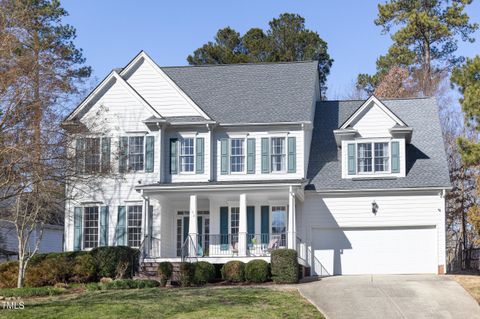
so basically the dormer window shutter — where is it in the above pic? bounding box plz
[261,138,270,173]
[100,206,109,246]
[169,138,178,174]
[195,137,204,174]
[287,137,296,173]
[220,139,229,175]
[347,143,356,175]
[391,141,400,173]
[101,137,111,173]
[73,207,82,251]
[247,138,256,174]
[145,136,154,173]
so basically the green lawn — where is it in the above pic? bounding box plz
[0,287,324,319]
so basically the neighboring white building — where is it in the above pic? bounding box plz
[0,220,63,262]
[62,51,451,276]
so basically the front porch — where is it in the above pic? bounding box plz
[137,181,307,265]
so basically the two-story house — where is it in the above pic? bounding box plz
[63,51,450,276]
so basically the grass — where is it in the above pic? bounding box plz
[453,274,480,303]
[0,286,65,297]
[0,287,324,319]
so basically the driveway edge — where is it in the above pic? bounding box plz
[297,286,330,319]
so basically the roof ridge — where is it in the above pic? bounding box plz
[161,60,319,69]
[320,96,435,103]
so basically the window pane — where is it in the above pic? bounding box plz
[374,142,389,172]
[127,205,142,247]
[272,206,287,247]
[84,207,99,249]
[357,143,372,173]
[85,138,100,173]
[231,207,239,244]
[180,138,194,172]
[230,139,244,172]
[271,138,285,172]
[129,137,144,171]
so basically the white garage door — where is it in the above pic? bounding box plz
[312,226,437,275]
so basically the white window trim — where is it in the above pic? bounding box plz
[82,205,101,251]
[126,204,143,248]
[178,135,196,174]
[270,135,287,174]
[118,133,151,174]
[270,205,287,247]
[229,138,247,174]
[356,139,391,175]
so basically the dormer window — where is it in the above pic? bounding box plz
[357,142,389,173]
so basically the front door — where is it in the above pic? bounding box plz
[176,211,210,256]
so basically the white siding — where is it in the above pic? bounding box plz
[352,103,396,137]
[124,57,204,118]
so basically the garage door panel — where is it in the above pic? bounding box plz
[312,226,437,275]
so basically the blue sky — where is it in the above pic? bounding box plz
[62,0,480,100]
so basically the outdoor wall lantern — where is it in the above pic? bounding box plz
[372,201,378,215]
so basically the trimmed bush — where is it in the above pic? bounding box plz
[72,254,97,283]
[245,260,270,283]
[26,255,74,287]
[270,249,298,284]
[194,261,215,285]
[221,261,245,282]
[157,262,173,287]
[90,246,139,279]
[0,261,18,288]
[178,262,195,287]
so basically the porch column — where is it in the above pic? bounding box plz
[288,186,296,249]
[238,193,247,256]
[188,194,198,257]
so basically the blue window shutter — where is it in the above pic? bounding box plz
[183,216,190,241]
[116,206,126,246]
[247,206,255,236]
[220,207,228,248]
[119,137,128,173]
[197,216,203,251]
[75,138,85,174]
[261,138,270,173]
[261,206,269,244]
[170,138,178,174]
[101,137,111,173]
[247,138,255,174]
[145,136,154,173]
[74,207,82,251]
[220,139,229,175]
[196,137,204,174]
[347,143,356,175]
[100,206,109,246]
[391,141,400,173]
[287,137,296,173]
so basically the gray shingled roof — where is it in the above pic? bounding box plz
[162,61,319,124]
[306,98,451,191]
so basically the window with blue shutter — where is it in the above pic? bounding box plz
[261,138,269,173]
[247,138,255,174]
[74,207,82,251]
[75,138,85,174]
[220,139,229,175]
[170,138,178,174]
[247,206,255,236]
[347,143,356,175]
[116,206,126,246]
[391,141,400,173]
[100,206,109,246]
[145,136,154,172]
[101,137,111,173]
[287,137,296,173]
[119,137,128,173]
[196,137,204,174]
[220,207,228,250]
[261,206,269,244]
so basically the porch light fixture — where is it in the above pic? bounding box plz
[372,201,378,215]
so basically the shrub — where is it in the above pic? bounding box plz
[270,249,298,284]
[90,246,139,279]
[26,255,74,287]
[0,261,18,288]
[72,254,97,283]
[245,260,270,283]
[178,262,195,287]
[100,277,113,284]
[221,261,245,282]
[0,286,63,297]
[194,261,215,285]
[103,279,159,290]
[157,262,173,287]
[135,279,160,288]
[85,282,101,291]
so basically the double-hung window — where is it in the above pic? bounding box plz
[83,206,99,249]
[357,142,389,173]
[230,139,245,173]
[271,137,286,172]
[84,138,101,174]
[128,136,144,171]
[179,138,194,172]
[127,205,142,247]
[230,207,240,245]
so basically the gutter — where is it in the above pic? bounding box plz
[136,181,305,192]
[306,186,452,194]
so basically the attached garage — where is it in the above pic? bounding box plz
[312,226,438,275]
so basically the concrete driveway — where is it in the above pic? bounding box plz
[298,275,480,319]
